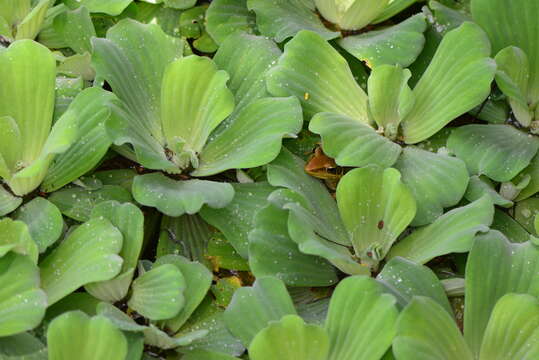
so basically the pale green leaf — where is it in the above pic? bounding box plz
[206,0,255,44]
[0,218,38,264]
[52,5,95,54]
[15,0,54,40]
[77,0,133,15]
[0,186,22,216]
[315,0,388,30]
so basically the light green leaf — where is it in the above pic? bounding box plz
[516,152,539,201]
[0,218,38,264]
[248,0,339,42]
[472,0,539,104]
[494,46,532,126]
[0,39,55,195]
[339,14,426,68]
[315,0,388,30]
[154,255,213,332]
[465,175,513,208]
[161,55,234,168]
[377,257,453,314]
[200,182,275,258]
[158,214,211,262]
[132,173,234,217]
[479,293,539,360]
[128,263,185,320]
[0,186,22,216]
[15,0,54,40]
[388,195,493,264]
[309,112,402,168]
[0,0,31,28]
[181,350,239,360]
[0,253,47,337]
[249,203,339,286]
[249,315,329,360]
[145,325,207,349]
[48,185,132,222]
[40,218,123,305]
[447,124,539,182]
[52,5,95,54]
[374,0,419,23]
[464,231,539,356]
[393,296,473,360]
[367,65,414,139]
[394,147,469,226]
[337,166,416,267]
[0,332,46,358]
[42,87,117,192]
[401,22,496,143]
[13,197,63,253]
[164,0,196,9]
[224,277,297,347]
[325,276,398,360]
[194,97,302,176]
[77,0,133,15]
[47,311,127,360]
[267,30,369,122]
[206,0,255,44]
[491,209,530,243]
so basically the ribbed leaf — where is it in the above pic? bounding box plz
[249,315,329,360]
[40,218,123,305]
[158,214,211,262]
[267,30,369,122]
[47,311,127,360]
[15,0,54,40]
[337,166,416,267]
[13,197,63,253]
[465,175,513,208]
[309,112,402,168]
[0,332,46,359]
[388,195,493,264]
[338,14,426,68]
[128,264,185,320]
[491,209,530,243]
[206,0,255,44]
[0,186,22,216]
[315,0,388,30]
[448,124,539,182]
[52,5,95,54]
[394,147,469,226]
[200,182,275,258]
[325,276,398,360]
[377,257,453,314]
[0,218,38,264]
[374,0,418,23]
[132,173,234,217]
[516,153,539,201]
[401,22,496,143]
[464,231,539,356]
[393,297,473,360]
[0,253,47,337]
[77,0,133,15]
[224,277,297,347]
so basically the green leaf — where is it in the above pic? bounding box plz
[0,186,22,216]
[337,166,416,267]
[339,14,427,68]
[76,0,133,15]
[15,0,54,40]
[447,124,539,182]
[465,175,513,208]
[40,218,123,305]
[309,112,402,168]
[92,19,183,171]
[47,311,127,360]
[494,46,532,126]
[374,0,419,23]
[165,0,196,9]
[479,293,539,360]
[247,0,339,42]
[0,253,47,337]
[158,214,211,262]
[472,0,539,104]
[48,185,132,222]
[161,55,234,169]
[128,263,185,320]
[388,195,493,264]
[267,30,369,122]
[393,296,473,360]
[45,292,100,321]
[515,197,539,235]
[249,315,329,360]
[42,87,117,192]
[401,22,496,143]
[491,209,530,243]
[52,5,95,54]
[516,153,539,201]
[154,255,213,332]
[13,197,63,253]
[182,350,239,360]
[194,97,302,176]
[464,231,539,356]
[200,182,275,258]
[0,218,38,264]
[206,0,255,45]
[85,201,144,302]
[0,39,55,195]
[367,65,414,139]
[0,332,45,358]
[315,0,388,30]
[394,147,469,226]
[224,277,297,347]
[249,203,339,286]
[132,173,234,217]
[377,257,453,314]
[325,276,398,360]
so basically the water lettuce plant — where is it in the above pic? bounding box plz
[1,0,539,359]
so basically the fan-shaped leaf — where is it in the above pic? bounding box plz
[315,0,388,30]
[0,186,22,216]
[52,5,95,54]
[0,218,38,263]
[206,0,255,44]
